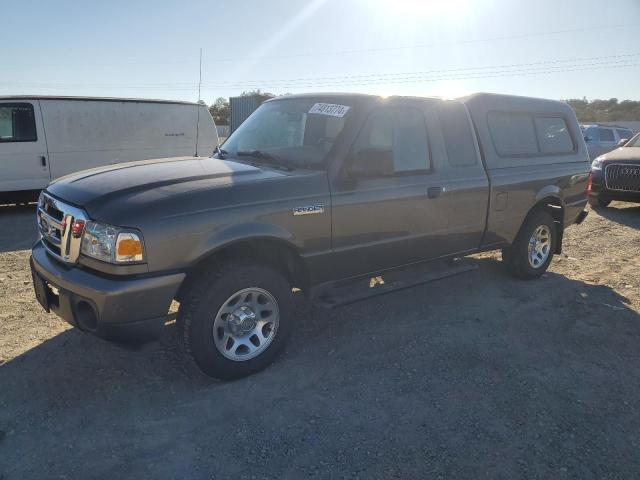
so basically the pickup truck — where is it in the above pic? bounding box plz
[30,93,590,379]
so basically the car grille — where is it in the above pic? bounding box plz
[605,163,640,193]
[37,192,88,264]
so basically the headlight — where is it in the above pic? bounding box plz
[591,157,604,170]
[80,221,145,264]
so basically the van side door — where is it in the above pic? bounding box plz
[0,101,50,193]
[437,102,489,254]
[327,101,450,280]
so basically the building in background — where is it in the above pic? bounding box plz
[230,94,273,133]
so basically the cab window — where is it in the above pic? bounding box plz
[0,103,37,143]
[599,128,615,142]
[352,107,430,176]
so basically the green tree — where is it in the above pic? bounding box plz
[209,97,230,125]
[566,98,640,122]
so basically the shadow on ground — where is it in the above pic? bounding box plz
[593,202,640,229]
[2,258,640,479]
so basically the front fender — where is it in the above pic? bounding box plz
[194,221,296,265]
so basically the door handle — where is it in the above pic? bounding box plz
[426,186,443,199]
[40,156,47,166]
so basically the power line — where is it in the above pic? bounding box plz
[208,23,640,63]
[3,52,639,90]
[2,57,639,94]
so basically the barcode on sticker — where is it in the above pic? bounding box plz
[308,103,350,118]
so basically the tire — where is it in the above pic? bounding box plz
[177,262,294,379]
[502,210,556,280]
[588,196,611,208]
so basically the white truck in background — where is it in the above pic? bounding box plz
[0,96,218,203]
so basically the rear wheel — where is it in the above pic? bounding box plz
[503,210,556,279]
[588,196,611,208]
[177,262,294,379]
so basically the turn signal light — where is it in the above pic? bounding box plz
[586,173,593,195]
[116,233,143,262]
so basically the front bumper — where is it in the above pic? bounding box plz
[590,168,640,203]
[31,242,185,340]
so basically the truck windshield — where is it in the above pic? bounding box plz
[626,133,640,147]
[220,99,351,168]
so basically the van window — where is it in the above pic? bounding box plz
[353,107,430,174]
[487,112,538,156]
[0,103,37,142]
[534,116,574,154]
[439,102,478,166]
[599,128,615,142]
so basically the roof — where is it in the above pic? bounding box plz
[0,95,199,106]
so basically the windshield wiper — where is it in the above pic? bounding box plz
[236,150,293,171]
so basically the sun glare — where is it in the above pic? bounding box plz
[373,0,471,18]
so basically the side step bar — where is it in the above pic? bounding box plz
[311,257,478,309]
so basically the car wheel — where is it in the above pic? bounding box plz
[503,210,556,280]
[177,262,294,379]
[588,196,611,208]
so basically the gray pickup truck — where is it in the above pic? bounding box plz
[31,93,590,379]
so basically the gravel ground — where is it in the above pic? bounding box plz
[1,202,640,479]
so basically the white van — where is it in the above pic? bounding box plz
[0,96,218,203]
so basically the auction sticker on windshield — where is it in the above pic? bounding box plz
[309,103,350,118]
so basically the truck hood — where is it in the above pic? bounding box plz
[598,147,640,163]
[46,156,285,220]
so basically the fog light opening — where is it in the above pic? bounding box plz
[75,300,98,332]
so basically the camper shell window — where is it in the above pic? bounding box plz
[488,111,576,158]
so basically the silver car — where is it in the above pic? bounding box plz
[581,124,635,160]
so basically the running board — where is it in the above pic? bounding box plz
[311,257,478,309]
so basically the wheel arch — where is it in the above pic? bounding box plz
[176,233,309,303]
[519,194,565,254]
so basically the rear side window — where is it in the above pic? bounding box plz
[0,103,37,142]
[599,128,615,142]
[488,112,538,156]
[534,116,574,154]
[439,102,478,166]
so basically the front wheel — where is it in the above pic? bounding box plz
[177,262,294,379]
[502,210,556,279]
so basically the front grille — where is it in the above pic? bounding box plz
[605,163,640,192]
[37,193,88,264]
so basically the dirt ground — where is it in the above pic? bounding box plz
[1,202,640,479]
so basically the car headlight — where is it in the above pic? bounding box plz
[591,157,604,170]
[80,221,145,264]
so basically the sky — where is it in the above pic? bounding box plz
[1,0,639,104]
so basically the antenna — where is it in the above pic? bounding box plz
[198,47,203,102]
[195,47,202,156]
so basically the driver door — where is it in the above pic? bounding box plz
[327,103,450,280]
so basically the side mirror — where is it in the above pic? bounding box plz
[618,138,629,147]
[350,148,394,178]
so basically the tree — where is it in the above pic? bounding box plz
[565,98,640,123]
[240,89,275,98]
[209,97,230,125]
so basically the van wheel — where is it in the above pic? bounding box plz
[177,262,294,379]
[588,196,611,208]
[502,210,556,280]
